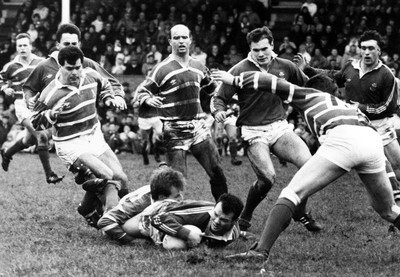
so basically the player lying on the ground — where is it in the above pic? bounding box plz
[97,165,185,244]
[211,70,400,267]
[150,192,244,248]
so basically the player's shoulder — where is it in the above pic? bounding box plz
[228,58,253,75]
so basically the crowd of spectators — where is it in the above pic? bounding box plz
[2,0,400,157]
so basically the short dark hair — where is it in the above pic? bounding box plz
[217,193,243,221]
[150,167,185,201]
[58,46,84,66]
[56,23,81,42]
[305,73,339,95]
[16,33,31,42]
[246,26,274,46]
[359,30,383,49]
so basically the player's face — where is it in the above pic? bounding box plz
[209,202,235,235]
[59,59,82,87]
[360,39,380,68]
[168,186,183,201]
[16,37,32,58]
[169,25,191,57]
[57,33,80,50]
[250,38,274,65]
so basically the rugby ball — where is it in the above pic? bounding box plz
[162,225,201,250]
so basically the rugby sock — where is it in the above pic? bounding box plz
[240,180,273,222]
[37,145,53,176]
[256,198,296,253]
[292,198,308,220]
[118,188,129,198]
[229,141,238,160]
[385,160,400,203]
[5,138,26,157]
[209,166,228,201]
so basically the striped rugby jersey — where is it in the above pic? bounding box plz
[136,55,217,121]
[0,54,44,98]
[23,51,124,100]
[32,67,113,141]
[234,71,372,138]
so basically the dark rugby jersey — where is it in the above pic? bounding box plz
[234,71,371,138]
[211,52,308,126]
[305,60,398,120]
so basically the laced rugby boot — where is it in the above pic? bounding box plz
[46,172,64,184]
[1,148,11,171]
[294,212,322,232]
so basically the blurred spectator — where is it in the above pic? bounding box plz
[238,3,261,29]
[191,44,207,66]
[278,36,297,55]
[147,44,162,64]
[141,53,157,76]
[111,53,127,75]
[26,24,38,42]
[207,44,224,69]
[0,41,13,68]
[117,12,135,33]
[91,14,104,33]
[301,0,318,17]
[32,1,49,21]
[227,45,243,67]
[303,35,316,55]
[289,24,304,49]
[298,43,311,64]
[327,48,343,68]
[341,44,360,68]
[279,44,296,61]
[15,12,30,32]
[309,48,329,69]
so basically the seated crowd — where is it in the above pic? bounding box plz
[1,0,400,159]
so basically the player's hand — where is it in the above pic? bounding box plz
[145,96,165,108]
[293,53,307,70]
[186,229,204,248]
[3,87,15,96]
[215,111,227,123]
[210,70,235,85]
[349,100,360,108]
[114,96,127,110]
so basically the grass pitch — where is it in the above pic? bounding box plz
[0,151,399,277]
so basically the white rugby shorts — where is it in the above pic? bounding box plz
[241,119,292,146]
[370,117,397,146]
[317,125,385,174]
[55,124,110,167]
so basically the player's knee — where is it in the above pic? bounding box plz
[278,187,301,206]
[36,132,49,145]
[257,171,276,187]
[253,179,273,196]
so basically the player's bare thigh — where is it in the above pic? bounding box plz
[272,130,312,168]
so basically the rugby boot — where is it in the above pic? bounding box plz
[1,148,11,171]
[46,172,64,184]
[294,212,322,232]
